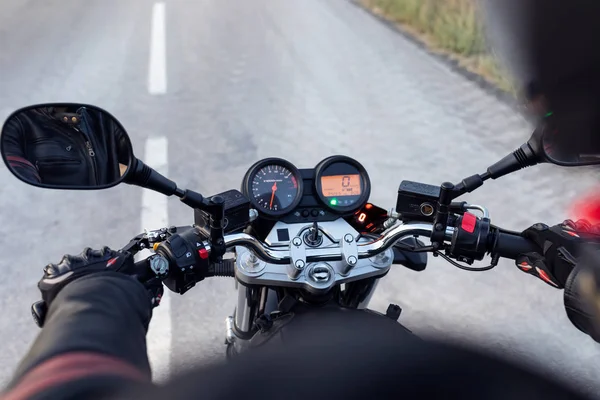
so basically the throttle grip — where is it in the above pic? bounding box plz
[492,231,538,260]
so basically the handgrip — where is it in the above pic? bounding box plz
[133,258,158,282]
[493,231,538,260]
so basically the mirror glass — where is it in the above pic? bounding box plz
[1,103,134,189]
[541,113,600,166]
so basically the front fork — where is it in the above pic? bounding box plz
[356,279,380,309]
[224,279,381,357]
[225,283,279,356]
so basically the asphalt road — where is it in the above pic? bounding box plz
[1,0,600,396]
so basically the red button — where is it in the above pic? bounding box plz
[461,212,477,233]
[198,249,209,259]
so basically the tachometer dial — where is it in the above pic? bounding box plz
[252,165,298,212]
[242,158,303,217]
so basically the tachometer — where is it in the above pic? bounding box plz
[242,158,303,217]
[314,156,370,213]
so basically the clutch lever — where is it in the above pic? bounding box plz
[392,237,428,271]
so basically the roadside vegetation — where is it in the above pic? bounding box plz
[361,0,515,94]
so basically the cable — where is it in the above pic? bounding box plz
[434,251,499,272]
[394,237,500,271]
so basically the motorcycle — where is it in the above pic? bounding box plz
[2,102,599,357]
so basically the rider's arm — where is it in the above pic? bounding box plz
[113,123,130,165]
[564,251,600,343]
[111,123,130,176]
[2,117,41,184]
[2,272,154,399]
[516,220,600,343]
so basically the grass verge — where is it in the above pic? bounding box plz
[360,0,516,94]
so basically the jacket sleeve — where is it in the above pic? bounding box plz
[564,252,600,343]
[1,272,155,400]
[1,117,41,184]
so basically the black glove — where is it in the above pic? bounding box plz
[515,219,600,288]
[32,247,163,327]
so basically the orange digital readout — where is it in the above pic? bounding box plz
[320,175,361,197]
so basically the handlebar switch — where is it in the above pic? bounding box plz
[156,227,211,294]
[449,212,490,261]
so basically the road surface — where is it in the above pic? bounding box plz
[1,0,599,396]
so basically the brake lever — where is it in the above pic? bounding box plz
[120,233,150,255]
[121,226,194,256]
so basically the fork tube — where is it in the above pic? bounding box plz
[235,284,259,334]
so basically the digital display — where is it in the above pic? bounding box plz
[320,174,361,198]
[353,203,388,233]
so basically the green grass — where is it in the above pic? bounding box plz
[363,0,515,93]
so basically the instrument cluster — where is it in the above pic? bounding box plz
[241,156,372,224]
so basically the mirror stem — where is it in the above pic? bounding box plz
[486,143,539,180]
[178,189,206,209]
[125,158,178,196]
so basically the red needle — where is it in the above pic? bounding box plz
[269,182,277,209]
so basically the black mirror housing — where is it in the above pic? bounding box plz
[0,103,135,190]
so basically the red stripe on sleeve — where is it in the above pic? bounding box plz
[5,156,35,169]
[5,156,41,181]
[2,352,150,400]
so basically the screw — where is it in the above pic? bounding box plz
[348,256,357,266]
[295,260,305,269]
[344,234,354,243]
[249,209,259,221]
[211,196,225,204]
[319,210,325,216]
[292,237,302,246]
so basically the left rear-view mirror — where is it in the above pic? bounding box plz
[0,103,134,190]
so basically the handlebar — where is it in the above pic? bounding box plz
[221,222,455,264]
[222,221,539,264]
[134,211,540,295]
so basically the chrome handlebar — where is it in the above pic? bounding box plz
[220,222,455,265]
